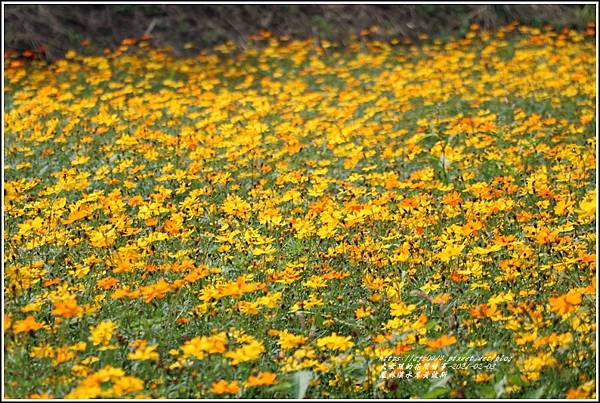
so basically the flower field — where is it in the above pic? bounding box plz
[3,23,597,399]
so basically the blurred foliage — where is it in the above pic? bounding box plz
[4,4,596,60]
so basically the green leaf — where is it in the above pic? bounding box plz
[421,386,450,398]
[509,373,525,386]
[419,133,440,148]
[494,375,507,398]
[343,356,367,378]
[425,320,439,330]
[522,385,546,399]
[292,370,313,399]
[429,374,452,389]
[266,381,293,393]
[478,383,496,399]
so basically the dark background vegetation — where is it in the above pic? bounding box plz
[4,4,596,60]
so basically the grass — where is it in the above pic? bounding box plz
[2,22,597,399]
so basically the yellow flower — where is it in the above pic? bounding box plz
[222,194,251,219]
[316,333,354,351]
[181,332,228,359]
[112,375,145,396]
[88,225,117,248]
[30,343,53,359]
[390,301,417,317]
[277,330,307,350]
[437,243,465,262]
[518,352,557,382]
[128,340,159,361]
[303,275,328,288]
[89,320,116,347]
[224,338,265,365]
[575,190,596,224]
[65,365,143,398]
[355,306,374,319]
[473,372,492,383]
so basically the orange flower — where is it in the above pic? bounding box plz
[61,204,93,225]
[549,290,582,316]
[210,380,240,395]
[394,343,411,355]
[10,60,25,68]
[121,37,137,46]
[217,276,265,298]
[535,227,559,245]
[43,278,61,287]
[4,313,12,333]
[442,191,462,207]
[52,346,76,365]
[426,335,457,350]
[51,299,82,318]
[566,388,589,399]
[163,219,180,235]
[111,286,133,300]
[29,393,53,399]
[128,195,143,206]
[97,276,119,290]
[140,279,171,302]
[13,316,44,334]
[246,372,277,387]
